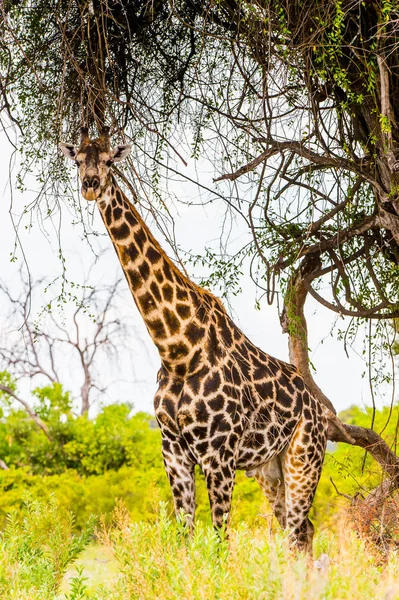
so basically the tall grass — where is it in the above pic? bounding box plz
[97,502,399,600]
[0,496,95,599]
[1,497,399,599]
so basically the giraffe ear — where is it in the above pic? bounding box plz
[111,144,132,163]
[59,143,77,160]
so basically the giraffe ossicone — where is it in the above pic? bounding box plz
[60,127,329,553]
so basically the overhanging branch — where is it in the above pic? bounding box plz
[214,139,358,183]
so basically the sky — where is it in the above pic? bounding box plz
[0,127,389,416]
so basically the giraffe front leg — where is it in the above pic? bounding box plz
[202,457,236,530]
[162,437,196,530]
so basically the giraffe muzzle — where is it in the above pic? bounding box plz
[84,188,97,200]
[82,176,100,200]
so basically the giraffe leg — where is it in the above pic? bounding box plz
[248,456,286,528]
[162,437,196,529]
[281,417,327,554]
[202,457,236,530]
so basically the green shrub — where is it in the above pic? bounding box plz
[0,377,163,476]
[0,496,94,599]
[0,465,265,532]
[1,373,397,533]
[0,466,171,531]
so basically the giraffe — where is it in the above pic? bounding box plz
[59,126,328,552]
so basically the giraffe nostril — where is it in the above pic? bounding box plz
[83,178,99,191]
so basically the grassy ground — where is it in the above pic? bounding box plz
[59,503,399,600]
[2,498,399,599]
[61,544,119,597]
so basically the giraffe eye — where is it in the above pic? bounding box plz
[106,159,113,167]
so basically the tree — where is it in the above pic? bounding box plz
[1,1,399,528]
[0,267,132,416]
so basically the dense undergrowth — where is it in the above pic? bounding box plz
[0,377,397,534]
[1,498,399,600]
[1,376,399,598]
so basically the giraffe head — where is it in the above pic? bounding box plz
[59,127,131,200]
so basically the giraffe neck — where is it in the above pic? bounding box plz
[96,177,216,377]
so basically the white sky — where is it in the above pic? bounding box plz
[0,128,388,416]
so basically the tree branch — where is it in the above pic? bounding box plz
[214,138,376,186]
[278,214,379,270]
[0,385,51,440]
[328,422,399,481]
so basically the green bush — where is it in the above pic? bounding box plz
[0,376,162,475]
[0,466,265,532]
[0,372,397,533]
[0,495,94,599]
[0,466,171,530]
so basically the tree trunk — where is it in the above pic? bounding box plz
[282,258,399,503]
[281,254,336,414]
[80,377,90,415]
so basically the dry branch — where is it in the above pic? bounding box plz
[0,268,132,415]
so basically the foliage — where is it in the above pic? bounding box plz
[0,466,166,532]
[0,376,398,538]
[0,496,94,600]
[0,378,160,475]
[2,498,399,599]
